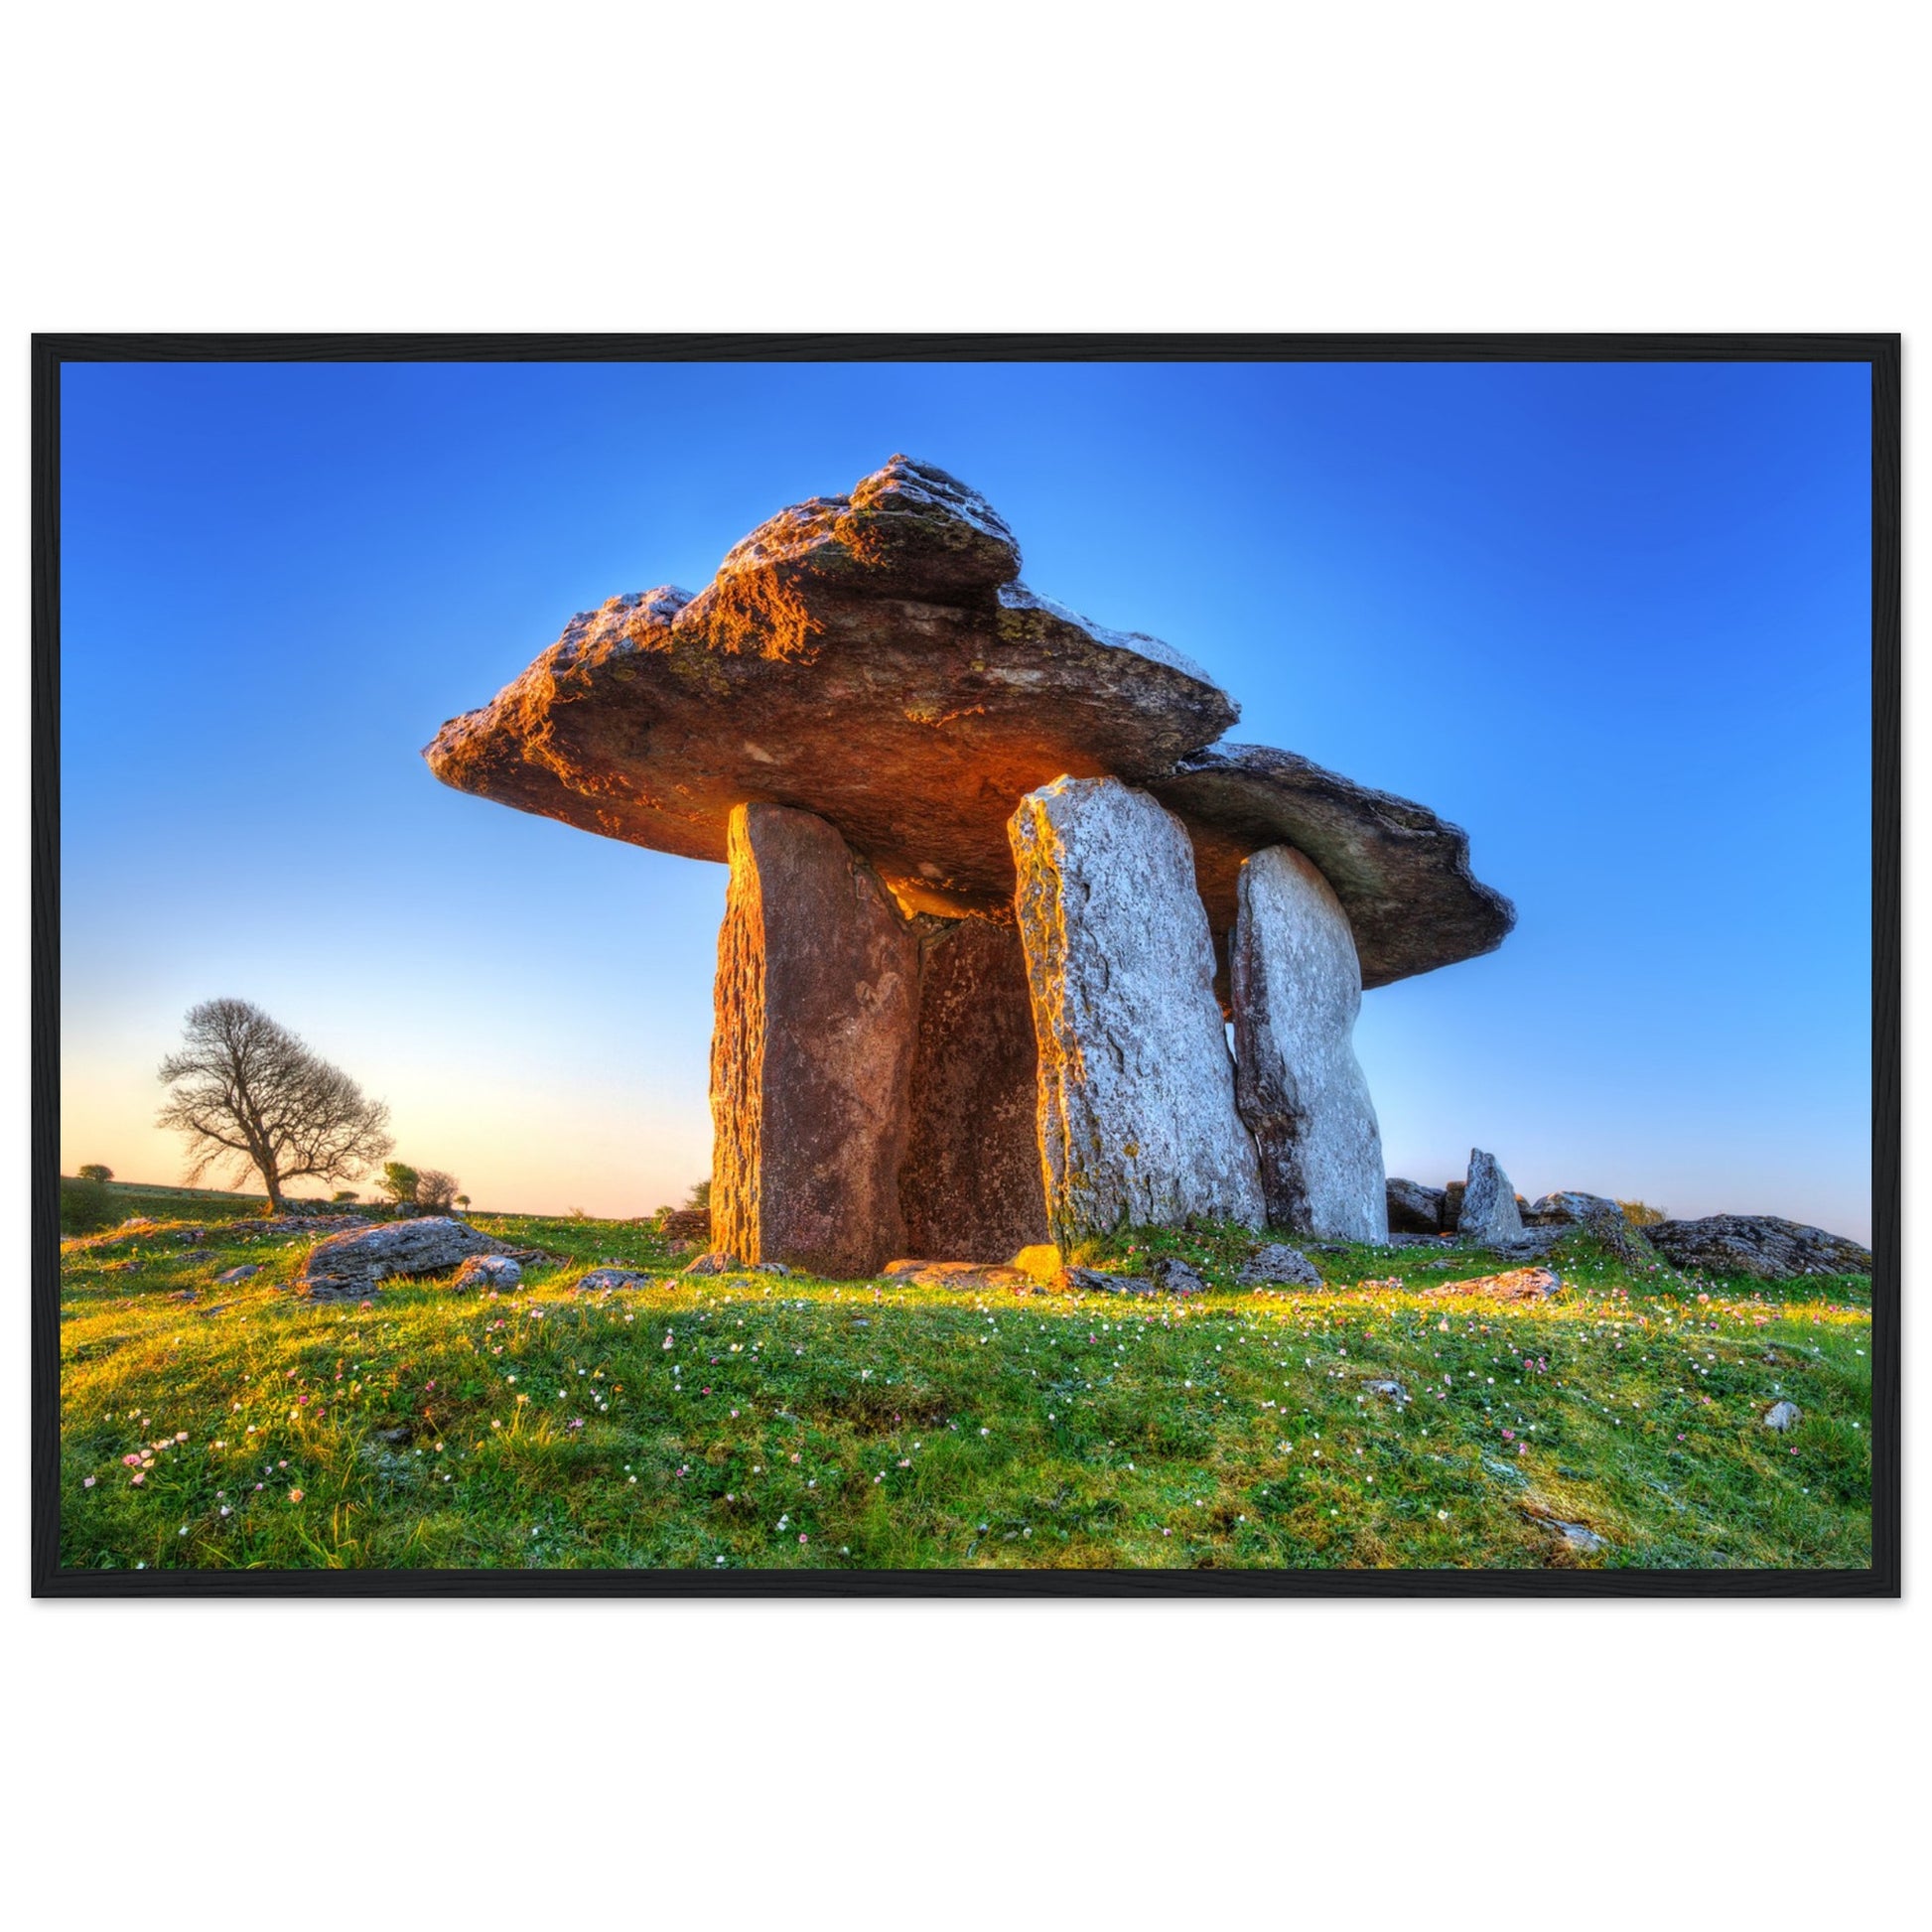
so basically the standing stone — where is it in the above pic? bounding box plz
[1459,1149,1524,1246]
[1009,775,1264,1246]
[1230,845,1388,1242]
[899,915,1049,1260]
[710,802,918,1278]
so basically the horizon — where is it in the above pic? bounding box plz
[60,359,1873,1240]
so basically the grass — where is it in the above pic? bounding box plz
[56,1199,1872,1573]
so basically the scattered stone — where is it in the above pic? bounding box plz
[576,1267,653,1291]
[1763,1401,1802,1433]
[1457,1149,1524,1246]
[1525,1511,1604,1556]
[883,1259,1033,1293]
[424,454,1237,924]
[294,1217,500,1300]
[1362,1378,1409,1403]
[682,1251,745,1277]
[1421,1264,1563,1304]
[1386,1178,1448,1236]
[176,1248,212,1264]
[753,1261,793,1277]
[1061,1267,1159,1297]
[1387,1232,1450,1249]
[172,1227,208,1245]
[1231,844,1388,1242]
[1011,775,1265,1245]
[710,802,919,1278]
[1149,1256,1207,1295]
[1146,741,1516,993]
[1236,1242,1323,1289]
[1644,1215,1872,1282]
[451,1255,523,1293]
[900,914,1048,1260]
[214,1264,260,1283]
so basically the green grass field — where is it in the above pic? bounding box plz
[57,1191,1872,1573]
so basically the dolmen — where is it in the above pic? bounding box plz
[426,456,1514,1276]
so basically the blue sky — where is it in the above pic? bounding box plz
[59,358,1873,1236]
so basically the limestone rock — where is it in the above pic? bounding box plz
[1524,1190,1618,1227]
[1457,1150,1524,1246]
[654,1206,711,1244]
[899,915,1048,1260]
[1237,1242,1323,1289]
[682,1251,745,1277]
[214,1264,260,1283]
[1386,1178,1448,1235]
[577,1267,654,1291]
[1149,1256,1207,1295]
[1231,844,1388,1241]
[1521,1192,1655,1263]
[451,1255,523,1292]
[1440,1180,1465,1232]
[1010,776,1265,1245]
[883,1259,1033,1293]
[1763,1401,1802,1433]
[1644,1215,1872,1281]
[1146,742,1516,991]
[295,1217,499,1300]
[425,455,1236,922]
[1061,1267,1159,1297]
[1422,1263,1562,1304]
[1363,1378,1410,1403]
[710,803,919,1279]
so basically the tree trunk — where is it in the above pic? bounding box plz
[257,1161,285,1212]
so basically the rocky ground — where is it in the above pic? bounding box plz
[56,1203,1872,1574]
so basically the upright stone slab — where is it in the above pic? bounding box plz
[899,916,1049,1260]
[1459,1148,1524,1246]
[711,802,918,1277]
[1009,775,1264,1246]
[1230,844,1388,1242]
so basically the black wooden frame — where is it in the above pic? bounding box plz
[30,333,1901,1597]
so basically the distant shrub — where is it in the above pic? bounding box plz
[61,1176,116,1234]
[77,1163,114,1185]
[684,1178,712,1211]
[455,1193,471,1212]
[1618,1200,1668,1226]
[332,1189,359,1203]
[378,1162,420,1208]
[415,1168,459,1213]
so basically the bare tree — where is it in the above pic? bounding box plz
[415,1168,459,1213]
[156,998,393,1212]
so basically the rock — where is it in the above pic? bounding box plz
[710,802,919,1278]
[577,1266,653,1291]
[425,455,1236,924]
[172,1227,208,1245]
[883,1259,1033,1293]
[682,1251,745,1277]
[1525,1511,1604,1556]
[176,1249,212,1264]
[1644,1215,1872,1282]
[655,1206,711,1243]
[451,1255,523,1292]
[899,914,1049,1260]
[1457,1150,1524,1246]
[1010,776,1265,1245]
[1525,1193,1655,1263]
[1494,1227,1568,1261]
[1149,1256,1207,1295]
[1388,1232,1450,1249]
[1236,1242,1323,1288]
[295,1217,499,1300]
[1763,1401,1802,1433]
[1439,1180,1465,1232]
[1009,1244,1064,1286]
[1363,1378,1409,1403]
[1061,1267,1159,1297]
[1386,1178,1448,1235]
[1422,1264,1563,1304]
[1145,742,1516,993]
[214,1264,260,1283]
[1231,844,1388,1241]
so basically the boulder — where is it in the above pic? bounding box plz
[1440,1180,1466,1232]
[883,1259,1033,1293]
[295,1217,499,1300]
[1231,844,1388,1242]
[1763,1401,1802,1433]
[710,802,919,1278]
[1644,1215,1872,1281]
[425,455,1236,923]
[1149,1256,1207,1295]
[1522,1192,1655,1263]
[1236,1242,1323,1289]
[899,914,1049,1260]
[1423,1264,1563,1304]
[1386,1178,1447,1236]
[1362,1378,1410,1403]
[451,1255,523,1293]
[654,1206,711,1243]
[1526,1190,1618,1227]
[1010,776,1265,1245]
[1457,1150,1523,1246]
[1146,742,1516,993]
[577,1266,653,1291]
[682,1251,745,1277]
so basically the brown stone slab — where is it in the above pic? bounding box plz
[710,803,918,1278]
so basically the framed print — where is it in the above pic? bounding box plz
[31,334,1899,1595]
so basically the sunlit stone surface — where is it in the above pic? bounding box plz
[1458,1147,1525,1246]
[1231,844,1388,1243]
[1009,775,1264,1246]
[711,803,918,1277]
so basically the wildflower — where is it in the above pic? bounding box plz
[288,1488,305,1502]
[82,1475,95,1488]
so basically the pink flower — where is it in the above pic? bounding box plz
[83,1475,96,1487]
